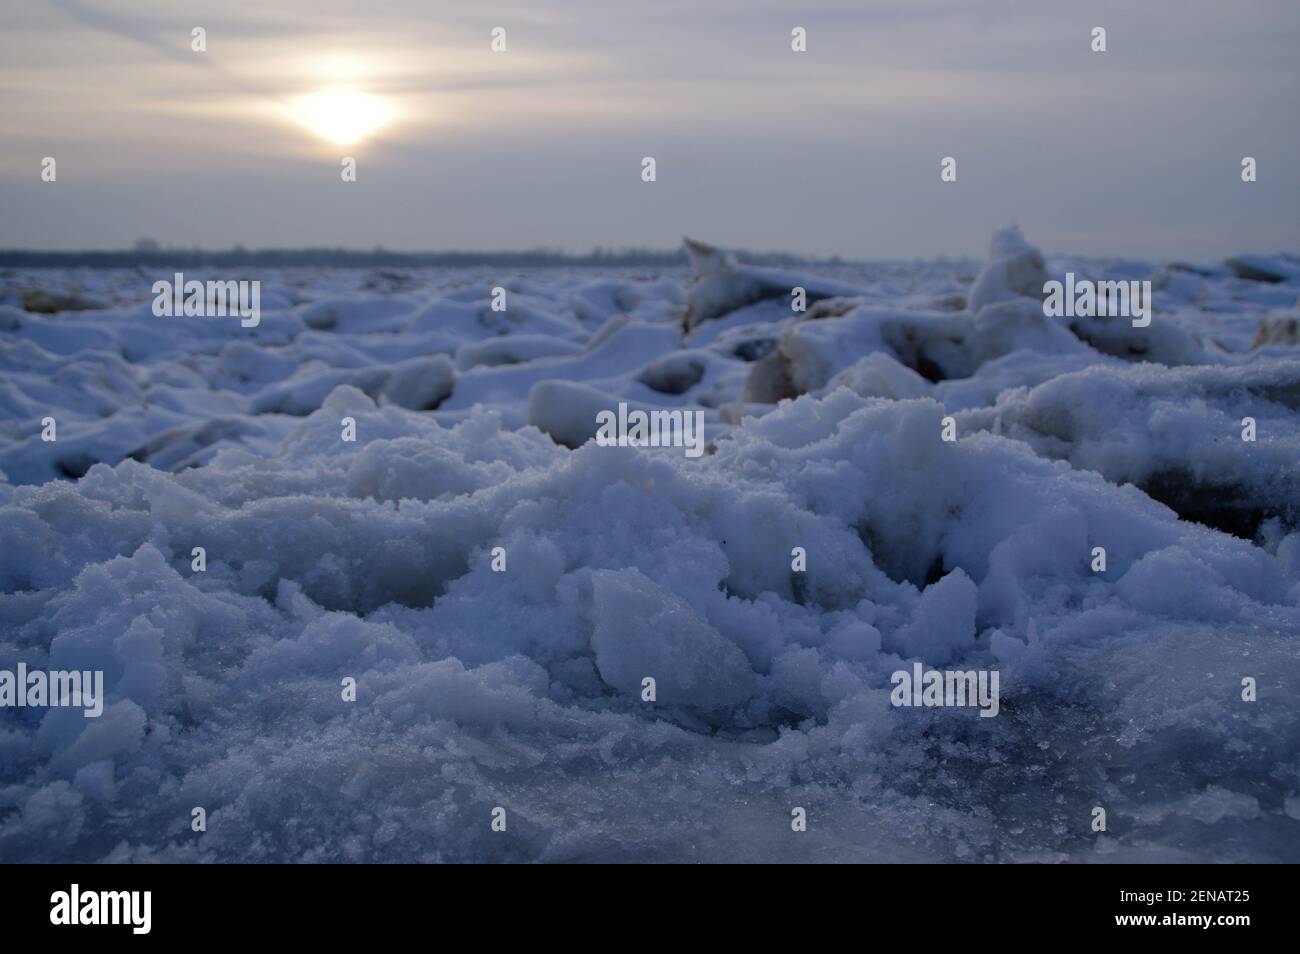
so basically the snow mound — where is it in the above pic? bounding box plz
[2,237,1298,862]
[967,225,1049,313]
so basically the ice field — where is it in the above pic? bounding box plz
[1,229,1298,862]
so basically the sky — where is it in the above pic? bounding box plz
[1,0,1297,260]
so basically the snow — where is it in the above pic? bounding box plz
[1,232,1298,862]
[967,225,1050,313]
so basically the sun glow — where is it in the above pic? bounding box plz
[292,87,396,145]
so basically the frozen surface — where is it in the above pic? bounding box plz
[1,233,1298,862]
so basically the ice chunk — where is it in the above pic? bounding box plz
[967,226,1048,312]
[588,567,756,715]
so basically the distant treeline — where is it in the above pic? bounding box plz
[0,246,854,270]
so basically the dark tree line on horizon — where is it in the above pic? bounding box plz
[0,245,863,270]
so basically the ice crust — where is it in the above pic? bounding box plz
[1,235,1298,862]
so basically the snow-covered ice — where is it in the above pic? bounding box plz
[1,231,1297,862]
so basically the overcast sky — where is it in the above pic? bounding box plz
[2,0,1297,259]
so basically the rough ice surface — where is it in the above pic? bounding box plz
[1,232,1298,863]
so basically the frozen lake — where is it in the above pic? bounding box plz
[1,230,1298,862]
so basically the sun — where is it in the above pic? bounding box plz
[292,87,395,145]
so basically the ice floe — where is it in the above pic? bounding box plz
[1,230,1297,862]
